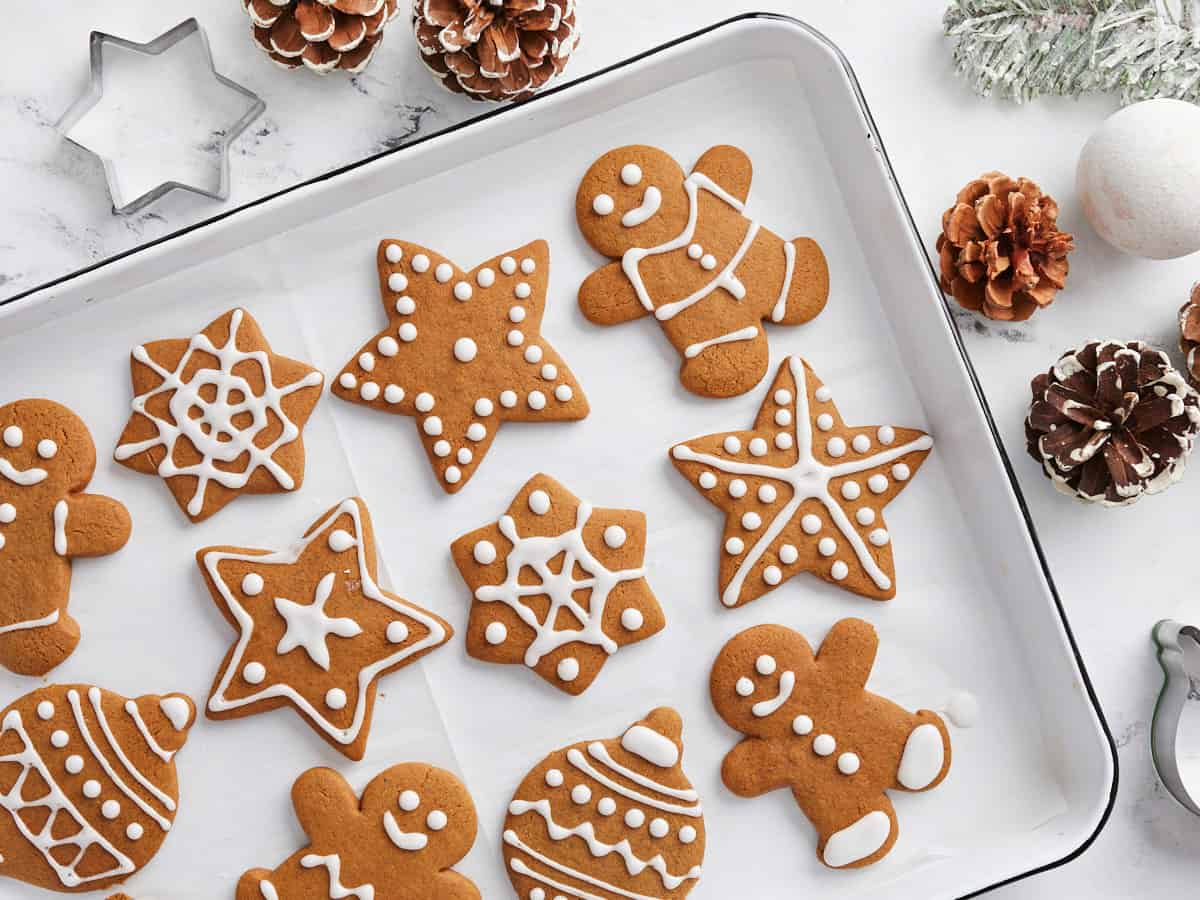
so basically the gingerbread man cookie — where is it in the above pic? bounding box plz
[669,356,933,606]
[332,239,590,493]
[504,707,705,899]
[197,497,452,760]
[451,474,665,695]
[0,399,131,676]
[576,144,830,397]
[238,763,479,900]
[0,684,195,892]
[710,621,951,869]
[114,308,324,523]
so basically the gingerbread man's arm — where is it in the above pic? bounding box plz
[814,618,877,691]
[692,145,753,206]
[579,261,650,325]
[61,494,131,558]
[430,869,482,900]
[721,737,794,797]
[291,767,361,845]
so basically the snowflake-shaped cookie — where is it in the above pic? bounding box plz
[114,307,324,522]
[451,474,665,695]
[669,356,933,606]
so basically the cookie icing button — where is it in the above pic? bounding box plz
[593,194,614,216]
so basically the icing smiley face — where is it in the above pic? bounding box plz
[576,146,693,259]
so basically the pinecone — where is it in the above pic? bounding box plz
[1178,283,1200,387]
[245,0,400,74]
[413,0,580,102]
[1025,340,1200,507]
[937,172,1074,321]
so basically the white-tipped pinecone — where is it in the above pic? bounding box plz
[245,0,400,74]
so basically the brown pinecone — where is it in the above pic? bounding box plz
[937,172,1074,321]
[413,0,580,102]
[1178,283,1200,387]
[1025,340,1200,507]
[245,0,399,74]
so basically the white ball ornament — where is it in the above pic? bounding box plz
[1077,99,1200,260]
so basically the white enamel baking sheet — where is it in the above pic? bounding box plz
[0,16,1114,899]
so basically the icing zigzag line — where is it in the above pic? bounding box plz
[506,830,659,900]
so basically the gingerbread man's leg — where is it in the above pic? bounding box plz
[677,322,770,399]
[774,237,830,326]
[0,613,80,677]
[236,868,275,900]
[891,710,952,794]
[432,869,483,900]
[800,786,899,870]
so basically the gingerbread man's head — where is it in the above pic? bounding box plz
[0,399,96,494]
[575,145,692,259]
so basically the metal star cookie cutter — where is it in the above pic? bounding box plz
[57,18,265,215]
[1152,619,1200,815]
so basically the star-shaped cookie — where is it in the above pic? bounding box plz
[115,307,324,523]
[196,497,452,759]
[331,239,590,493]
[669,357,932,606]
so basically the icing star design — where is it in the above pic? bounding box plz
[669,356,933,606]
[331,239,590,493]
[196,497,452,760]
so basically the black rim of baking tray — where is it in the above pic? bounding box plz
[3,11,1118,894]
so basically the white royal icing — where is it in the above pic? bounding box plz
[897,723,944,789]
[622,186,662,228]
[683,325,758,360]
[383,810,428,850]
[300,853,375,900]
[125,700,175,763]
[0,608,61,638]
[53,500,68,556]
[751,670,794,718]
[620,724,679,768]
[274,572,365,671]
[822,810,891,868]
[0,456,47,486]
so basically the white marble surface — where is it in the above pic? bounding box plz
[3,0,1199,896]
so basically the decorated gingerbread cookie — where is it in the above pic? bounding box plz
[504,707,705,899]
[576,144,830,398]
[196,496,452,760]
[114,307,324,523]
[238,762,479,900]
[0,684,195,892]
[0,399,132,676]
[669,356,932,606]
[711,621,951,869]
[332,239,590,493]
[450,474,665,695]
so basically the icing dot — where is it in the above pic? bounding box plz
[433,440,451,458]
[387,622,410,643]
[339,373,357,390]
[426,810,447,830]
[521,258,536,274]
[593,194,614,215]
[878,426,896,444]
[756,655,777,676]
[475,398,494,417]
[411,254,430,272]
[415,392,435,412]
[557,657,580,682]
[477,267,496,287]
[0,503,14,524]
[649,818,669,838]
[101,800,120,820]
[36,701,53,720]
[524,345,543,364]
[625,808,645,828]
[748,438,768,457]
[893,463,911,481]
[815,386,832,402]
[725,537,744,555]
[3,427,22,448]
[378,336,399,357]
[841,482,861,500]
[723,436,741,454]
[360,382,380,401]
[454,281,473,301]
[36,440,57,459]
[572,784,592,804]
[395,296,416,315]
[555,385,573,402]
[453,337,478,362]
[243,662,266,684]
[869,529,891,547]
[325,689,347,710]
[728,479,747,498]
[485,621,507,645]
[852,434,871,453]
[775,433,794,450]
[838,753,860,775]
[507,330,525,347]
[698,472,717,489]
[328,529,355,552]
[385,243,403,263]
[387,272,408,293]
[515,283,532,300]
[763,565,782,585]
[500,390,518,408]
[818,538,836,557]
[509,306,527,323]
[444,466,462,485]
[604,525,627,548]
[801,514,822,534]
[385,385,404,404]
[83,780,101,799]
[127,822,144,840]
[540,364,558,381]
[831,561,849,580]
[679,826,697,844]
[793,715,813,735]
[774,389,792,405]
[700,254,717,270]
[434,263,453,283]
[65,755,83,774]
[687,243,703,259]
[528,490,551,515]
[813,734,836,756]
[400,790,420,811]
[399,323,418,342]
[741,512,762,530]
[816,414,834,431]
[826,437,847,457]
[545,768,564,787]
[528,391,546,411]
[423,416,443,436]
[856,507,876,526]
[621,163,643,185]
[735,677,755,697]
[500,256,517,275]
[775,410,792,427]
[50,730,68,748]
[473,540,497,564]
[779,544,798,564]
[598,797,617,816]
[868,474,889,494]
[467,423,487,441]
[620,608,644,631]
[758,484,777,503]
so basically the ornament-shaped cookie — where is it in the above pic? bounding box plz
[114,307,324,523]
[710,621,951,869]
[669,356,932,606]
[504,707,705,899]
[237,762,480,900]
[197,497,452,760]
[0,399,132,676]
[0,684,195,892]
[332,239,590,493]
[451,474,665,695]
[576,144,830,397]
